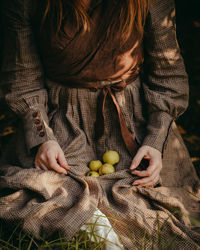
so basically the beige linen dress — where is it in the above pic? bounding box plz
[0,0,200,249]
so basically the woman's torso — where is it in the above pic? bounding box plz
[32,0,144,85]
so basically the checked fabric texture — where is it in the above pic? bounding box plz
[0,0,200,249]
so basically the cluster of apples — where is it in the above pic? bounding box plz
[87,150,120,177]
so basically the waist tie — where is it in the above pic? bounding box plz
[92,80,138,157]
[46,77,139,157]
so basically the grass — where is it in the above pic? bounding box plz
[0,224,105,250]
[1,208,198,250]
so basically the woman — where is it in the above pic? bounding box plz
[0,0,200,249]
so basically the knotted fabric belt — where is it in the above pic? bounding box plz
[47,77,139,157]
[93,80,138,157]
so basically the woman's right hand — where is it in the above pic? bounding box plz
[35,140,71,174]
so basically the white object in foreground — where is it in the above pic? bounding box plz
[80,209,125,250]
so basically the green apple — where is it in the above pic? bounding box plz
[87,171,100,177]
[103,150,120,165]
[89,160,102,171]
[101,163,115,175]
[99,166,103,176]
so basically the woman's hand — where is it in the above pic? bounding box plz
[130,145,162,187]
[35,140,71,174]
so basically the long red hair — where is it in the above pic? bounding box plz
[38,0,152,43]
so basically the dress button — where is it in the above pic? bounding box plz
[34,119,40,125]
[37,125,43,131]
[32,111,39,118]
[39,131,45,137]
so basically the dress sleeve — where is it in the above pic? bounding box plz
[1,0,57,151]
[141,0,189,153]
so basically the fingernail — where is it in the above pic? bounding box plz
[63,170,67,174]
[130,165,135,170]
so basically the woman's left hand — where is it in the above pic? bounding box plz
[130,145,162,187]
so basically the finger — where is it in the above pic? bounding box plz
[36,160,49,171]
[138,175,160,187]
[137,178,158,188]
[133,176,158,187]
[35,156,48,169]
[57,151,71,170]
[40,164,49,171]
[131,163,158,177]
[133,168,158,185]
[47,154,67,174]
[35,159,43,170]
[132,171,158,186]
[36,153,67,174]
[131,154,162,176]
[34,160,39,169]
[130,148,146,170]
[149,153,161,168]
